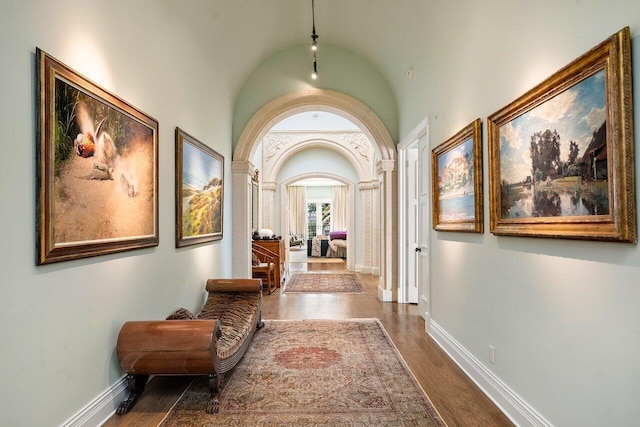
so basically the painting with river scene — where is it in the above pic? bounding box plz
[499,70,607,219]
[487,27,636,242]
[432,119,483,233]
[175,128,224,247]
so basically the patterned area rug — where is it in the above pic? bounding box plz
[289,257,345,264]
[160,319,446,426]
[284,273,364,294]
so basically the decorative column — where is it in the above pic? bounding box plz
[378,159,397,301]
[231,160,255,278]
[261,181,277,233]
[371,179,381,275]
[359,182,371,273]
[358,181,380,274]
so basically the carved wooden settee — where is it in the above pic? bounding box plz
[115,278,264,415]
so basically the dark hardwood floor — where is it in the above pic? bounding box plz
[104,251,513,426]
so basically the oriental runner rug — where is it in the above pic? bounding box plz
[160,319,446,426]
[283,273,364,294]
[289,257,346,264]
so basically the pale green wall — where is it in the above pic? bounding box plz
[417,2,640,426]
[0,1,241,426]
[2,1,640,426]
[232,44,399,146]
[306,186,333,199]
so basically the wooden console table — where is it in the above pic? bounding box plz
[252,239,286,288]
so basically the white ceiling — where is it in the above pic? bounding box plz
[270,111,360,131]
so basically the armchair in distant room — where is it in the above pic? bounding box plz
[289,231,303,248]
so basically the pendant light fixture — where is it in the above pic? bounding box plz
[310,0,318,79]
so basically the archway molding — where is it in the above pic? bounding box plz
[232,88,397,301]
[280,172,356,272]
[263,136,370,183]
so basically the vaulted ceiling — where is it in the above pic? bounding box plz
[155,0,428,103]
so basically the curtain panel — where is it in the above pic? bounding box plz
[288,186,307,237]
[332,185,348,231]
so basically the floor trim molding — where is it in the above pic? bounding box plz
[378,285,393,301]
[429,321,552,427]
[60,376,127,427]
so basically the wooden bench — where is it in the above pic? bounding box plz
[115,278,264,414]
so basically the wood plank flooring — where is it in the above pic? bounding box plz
[104,253,513,426]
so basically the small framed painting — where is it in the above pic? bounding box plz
[175,128,224,247]
[36,48,159,265]
[431,118,483,232]
[487,27,636,242]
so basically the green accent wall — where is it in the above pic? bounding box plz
[232,44,398,147]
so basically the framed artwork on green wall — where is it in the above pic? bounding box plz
[175,128,224,247]
[36,48,159,265]
[431,118,483,233]
[487,27,636,242]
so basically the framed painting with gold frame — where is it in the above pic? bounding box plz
[175,127,224,247]
[487,27,635,242]
[431,118,483,233]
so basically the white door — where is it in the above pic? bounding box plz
[417,124,431,329]
[406,148,419,303]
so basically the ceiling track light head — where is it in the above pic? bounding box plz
[310,0,319,79]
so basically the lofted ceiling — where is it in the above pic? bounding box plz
[154,0,429,106]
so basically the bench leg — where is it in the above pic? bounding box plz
[116,374,149,415]
[206,373,223,414]
[257,310,265,330]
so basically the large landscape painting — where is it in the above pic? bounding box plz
[499,70,607,219]
[175,128,224,247]
[487,27,636,242]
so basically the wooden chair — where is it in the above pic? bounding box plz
[252,245,277,294]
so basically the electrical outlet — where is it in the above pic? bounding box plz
[489,345,495,364]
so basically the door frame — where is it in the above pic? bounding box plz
[397,117,429,306]
[280,173,356,272]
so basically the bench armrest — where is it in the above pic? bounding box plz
[206,278,262,293]
[116,320,220,375]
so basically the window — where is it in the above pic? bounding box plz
[307,202,317,237]
[307,200,331,237]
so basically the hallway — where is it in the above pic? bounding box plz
[105,271,512,427]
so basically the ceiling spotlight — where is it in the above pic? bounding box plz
[310,0,319,79]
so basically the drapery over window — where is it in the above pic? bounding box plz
[289,186,307,238]
[332,185,348,232]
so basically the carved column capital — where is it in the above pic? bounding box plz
[262,181,277,192]
[377,159,397,173]
[232,160,256,174]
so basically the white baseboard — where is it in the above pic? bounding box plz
[377,285,393,301]
[371,267,380,275]
[355,264,362,272]
[60,376,127,427]
[429,321,552,427]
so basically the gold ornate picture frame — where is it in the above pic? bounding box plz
[432,118,483,233]
[175,127,224,247]
[487,27,636,242]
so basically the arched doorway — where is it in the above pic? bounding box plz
[232,88,397,301]
[280,172,356,272]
